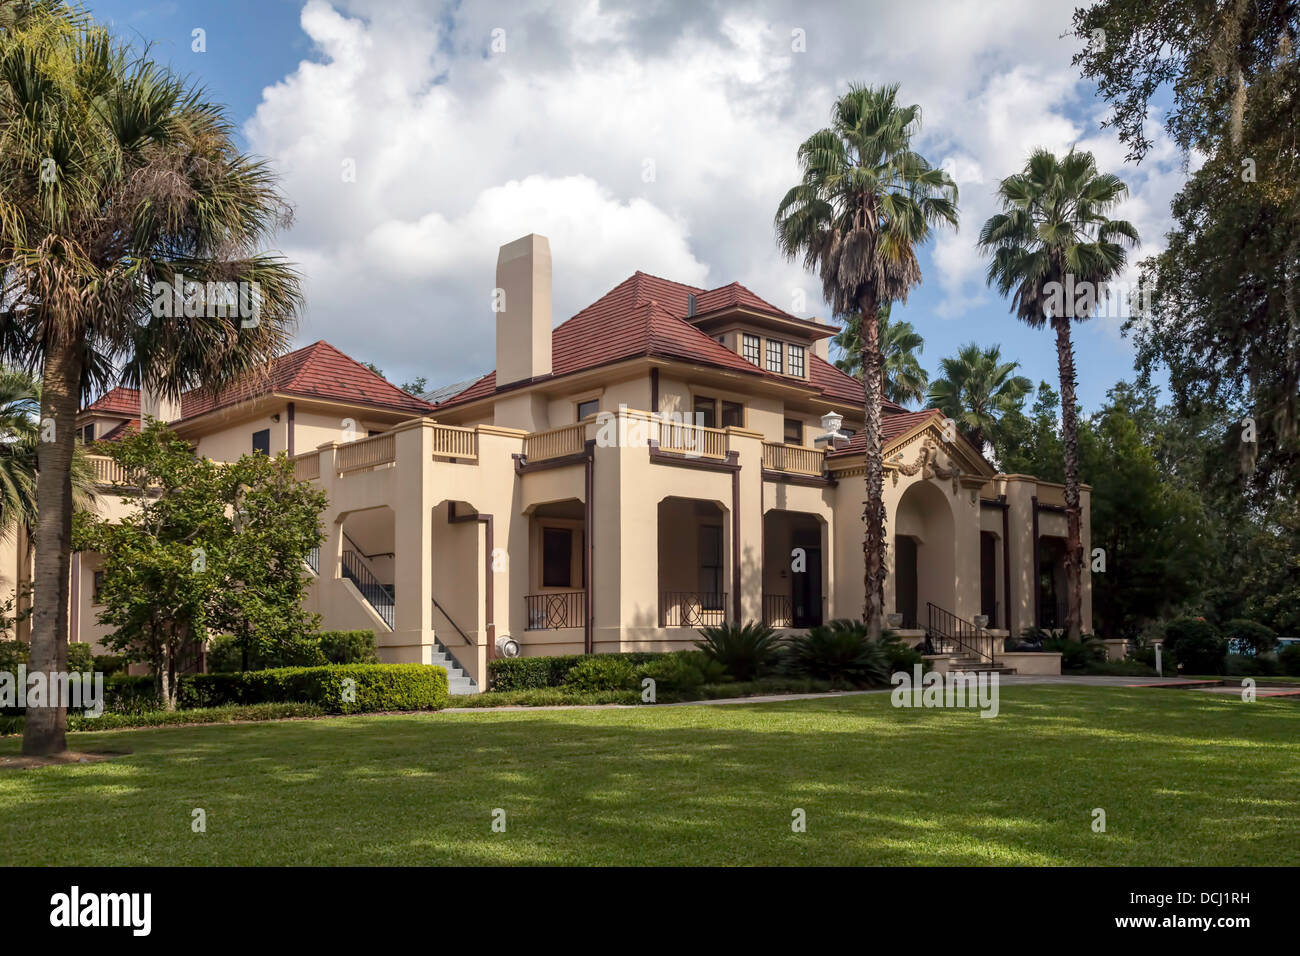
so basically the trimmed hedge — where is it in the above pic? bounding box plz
[489,652,663,691]
[0,702,325,735]
[179,663,448,713]
[206,630,380,672]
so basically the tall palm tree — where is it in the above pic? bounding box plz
[979,148,1139,640]
[776,83,958,638]
[0,12,302,754]
[832,303,929,407]
[926,343,1031,456]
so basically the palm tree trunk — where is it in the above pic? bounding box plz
[860,295,887,640]
[1053,316,1085,641]
[21,341,83,756]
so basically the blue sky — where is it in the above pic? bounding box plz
[85,0,1184,412]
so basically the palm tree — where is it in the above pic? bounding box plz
[776,83,958,638]
[0,12,302,754]
[926,343,1031,456]
[979,148,1139,640]
[832,303,929,407]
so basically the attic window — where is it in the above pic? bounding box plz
[687,294,697,317]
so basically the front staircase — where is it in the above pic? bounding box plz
[430,636,479,695]
[925,603,1017,675]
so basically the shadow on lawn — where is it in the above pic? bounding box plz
[1,688,1297,866]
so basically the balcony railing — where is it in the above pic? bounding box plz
[653,419,728,458]
[430,423,477,460]
[762,593,793,628]
[87,455,128,485]
[524,422,586,462]
[337,432,396,473]
[762,442,825,476]
[293,452,320,481]
[660,591,727,627]
[525,591,586,629]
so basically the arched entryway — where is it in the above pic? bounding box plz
[892,479,955,628]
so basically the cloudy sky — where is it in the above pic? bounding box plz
[93,0,1187,409]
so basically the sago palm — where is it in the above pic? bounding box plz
[832,303,929,407]
[979,148,1138,639]
[0,12,302,754]
[926,343,1031,456]
[775,82,957,638]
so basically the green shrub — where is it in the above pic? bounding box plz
[634,651,722,693]
[1222,619,1277,656]
[318,630,378,664]
[562,654,637,691]
[695,621,781,681]
[489,654,585,690]
[93,654,128,675]
[1279,644,1300,677]
[878,630,925,674]
[205,633,328,672]
[104,675,162,714]
[1044,633,1107,671]
[1164,617,1228,674]
[0,702,326,735]
[180,664,448,713]
[1223,653,1278,676]
[0,639,27,672]
[785,620,890,687]
[66,642,94,673]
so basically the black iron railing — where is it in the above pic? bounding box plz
[660,591,727,628]
[342,549,394,629]
[306,546,319,574]
[925,602,996,663]
[525,591,587,630]
[762,593,793,628]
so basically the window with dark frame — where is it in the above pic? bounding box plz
[742,333,761,365]
[542,527,573,588]
[721,401,743,428]
[766,339,784,373]
[788,344,805,377]
[81,424,95,444]
[576,399,598,420]
[784,418,803,445]
[252,429,271,455]
[693,395,717,428]
[93,570,104,604]
[699,525,723,609]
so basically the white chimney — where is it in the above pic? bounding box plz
[140,386,180,424]
[495,234,552,387]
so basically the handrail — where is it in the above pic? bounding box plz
[525,590,586,629]
[762,442,825,476]
[341,549,394,629]
[293,451,321,481]
[660,590,727,627]
[524,422,586,462]
[653,419,728,458]
[337,431,396,473]
[431,595,475,647]
[925,602,996,663]
[430,423,478,460]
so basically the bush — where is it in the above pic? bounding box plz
[180,664,448,713]
[695,621,781,681]
[785,620,890,687]
[206,634,328,672]
[1164,617,1228,674]
[0,638,26,672]
[634,651,724,693]
[878,630,924,675]
[1224,653,1278,676]
[1044,633,1107,671]
[318,630,378,664]
[1279,644,1300,677]
[66,642,94,673]
[93,654,128,675]
[562,655,637,692]
[1222,619,1277,656]
[489,654,586,690]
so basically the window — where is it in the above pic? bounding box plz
[784,418,804,445]
[252,429,271,455]
[742,333,761,366]
[721,401,744,428]
[693,395,717,428]
[576,399,598,421]
[81,423,95,444]
[542,527,573,588]
[766,339,784,373]
[699,525,723,608]
[788,344,805,378]
[93,570,104,605]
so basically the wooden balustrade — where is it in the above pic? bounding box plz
[654,419,728,458]
[524,422,586,462]
[293,452,320,481]
[762,442,825,476]
[336,432,396,473]
[87,455,128,486]
[430,423,477,460]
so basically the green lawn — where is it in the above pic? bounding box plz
[2,685,1297,865]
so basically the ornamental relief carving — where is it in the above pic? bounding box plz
[890,438,961,494]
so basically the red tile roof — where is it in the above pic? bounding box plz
[84,387,140,416]
[98,418,140,442]
[826,407,988,463]
[435,271,898,412]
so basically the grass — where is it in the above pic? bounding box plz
[1,684,1297,865]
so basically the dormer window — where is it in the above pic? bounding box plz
[766,340,784,373]
[742,334,761,366]
[788,344,805,378]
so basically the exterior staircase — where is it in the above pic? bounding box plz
[431,635,478,695]
[925,602,1016,675]
[944,655,1017,675]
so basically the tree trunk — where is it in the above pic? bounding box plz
[860,294,887,640]
[1053,316,1085,641]
[21,341,83,756]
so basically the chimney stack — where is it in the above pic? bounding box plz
[495,234,552,387]
[140,386,181,424]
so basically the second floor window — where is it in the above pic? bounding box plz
[767,339,784,373]
[576,399,598,420]
[721,401,744,428]
[788,344,805,378]
[742,334,761,365]
[784,418,804,445]
[81,424,95,444]
[252,429,271,455]
[693,395,716,428]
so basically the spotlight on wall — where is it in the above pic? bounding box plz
[270,413,281,422]
[495,635,520,658]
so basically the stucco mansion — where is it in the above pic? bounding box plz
[3,234,1090,692]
